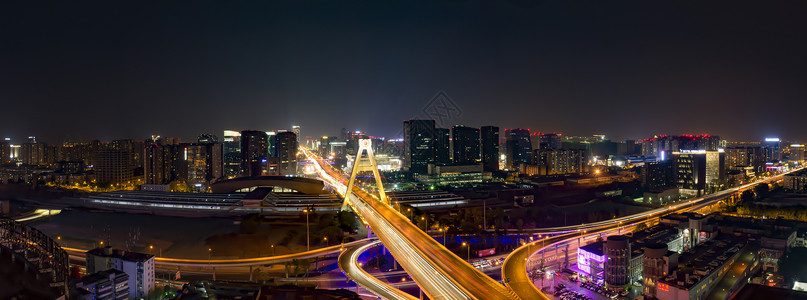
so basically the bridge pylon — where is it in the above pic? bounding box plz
[342,139,389,211]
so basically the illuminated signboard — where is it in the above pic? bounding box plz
[658,282,669,292]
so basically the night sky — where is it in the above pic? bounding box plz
[2,1,806,143]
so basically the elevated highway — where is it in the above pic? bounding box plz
[304,146,518,300]
[501,167,802,299]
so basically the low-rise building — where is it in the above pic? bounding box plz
[74,269,129,300]
[86,247,155,299]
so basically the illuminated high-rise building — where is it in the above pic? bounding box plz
[143,143,172,184]
[673,150,725,195]
[480,126,499,172]
[21,139,46,166]
[275,131,298,176]
[725,146,764,172]
[292,125,301,142]
[434,128,450,165]
[403,119,435,174]
[0,139,9,164]
[538,133,561,150]
[95,148,133,185]
[451,125,480,164]
[240,130,268,177]
[787,144,805,162]
[505,128,532,170]
[762,137,782,162]
[222,130,241,177]
[186,144,222,191]
[319,136,337,157]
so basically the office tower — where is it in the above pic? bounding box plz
[187,145,210,191]
[319,136,337,157]
[640,160,676,189]
[762,137,782,162]
[222,130,241,177]
[725,146,764,172]
[673,150,725,195]
[618,140,641,156]
[434,128,450,165]
[505,128,532,170]
[197,135,223,180]
[275,131,298,176]
[292,125,301,141]
[185,141,223,191]
[86,247,155,299]
[788,144,805,162]
[197,134,218,144]
[143,143,172,184]
[538,133,561,150]
[403,120,436,174]
[240,130,268,177]
[480,126,500,172]
[340,128,348,143]
[267,131,277,157]
[451,125,480,164]
[604,235,631,288]
[345,130,367,156]
[641,134,721,157]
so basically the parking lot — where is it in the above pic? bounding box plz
[534,270,632,300]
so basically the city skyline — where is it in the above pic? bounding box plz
[3,1,807,142]
[4,2,807,299]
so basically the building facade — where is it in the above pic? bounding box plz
[451,125,480,164]
[240,130,269,177]
[505,128,532,170]
[275,131,298,176]
[480,126,499,172]
[86,247,154,299]
[403,120,436,175]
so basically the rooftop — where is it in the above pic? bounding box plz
[78,269,127,285]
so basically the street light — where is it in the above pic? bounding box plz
[271,244,275,256]
[323,237,328,246]
[303,209,310,251]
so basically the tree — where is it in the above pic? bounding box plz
[740,190,755,205]
[336,210,358,233]
[755,183,770,199]
[779,248,807,282]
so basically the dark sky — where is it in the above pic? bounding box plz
[2,1,806,143]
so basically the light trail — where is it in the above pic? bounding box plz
[502,165,804,299]
[303,147,518,300]
[14,209,61,222]
[338,239,419,300]
[61,239,369,268]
